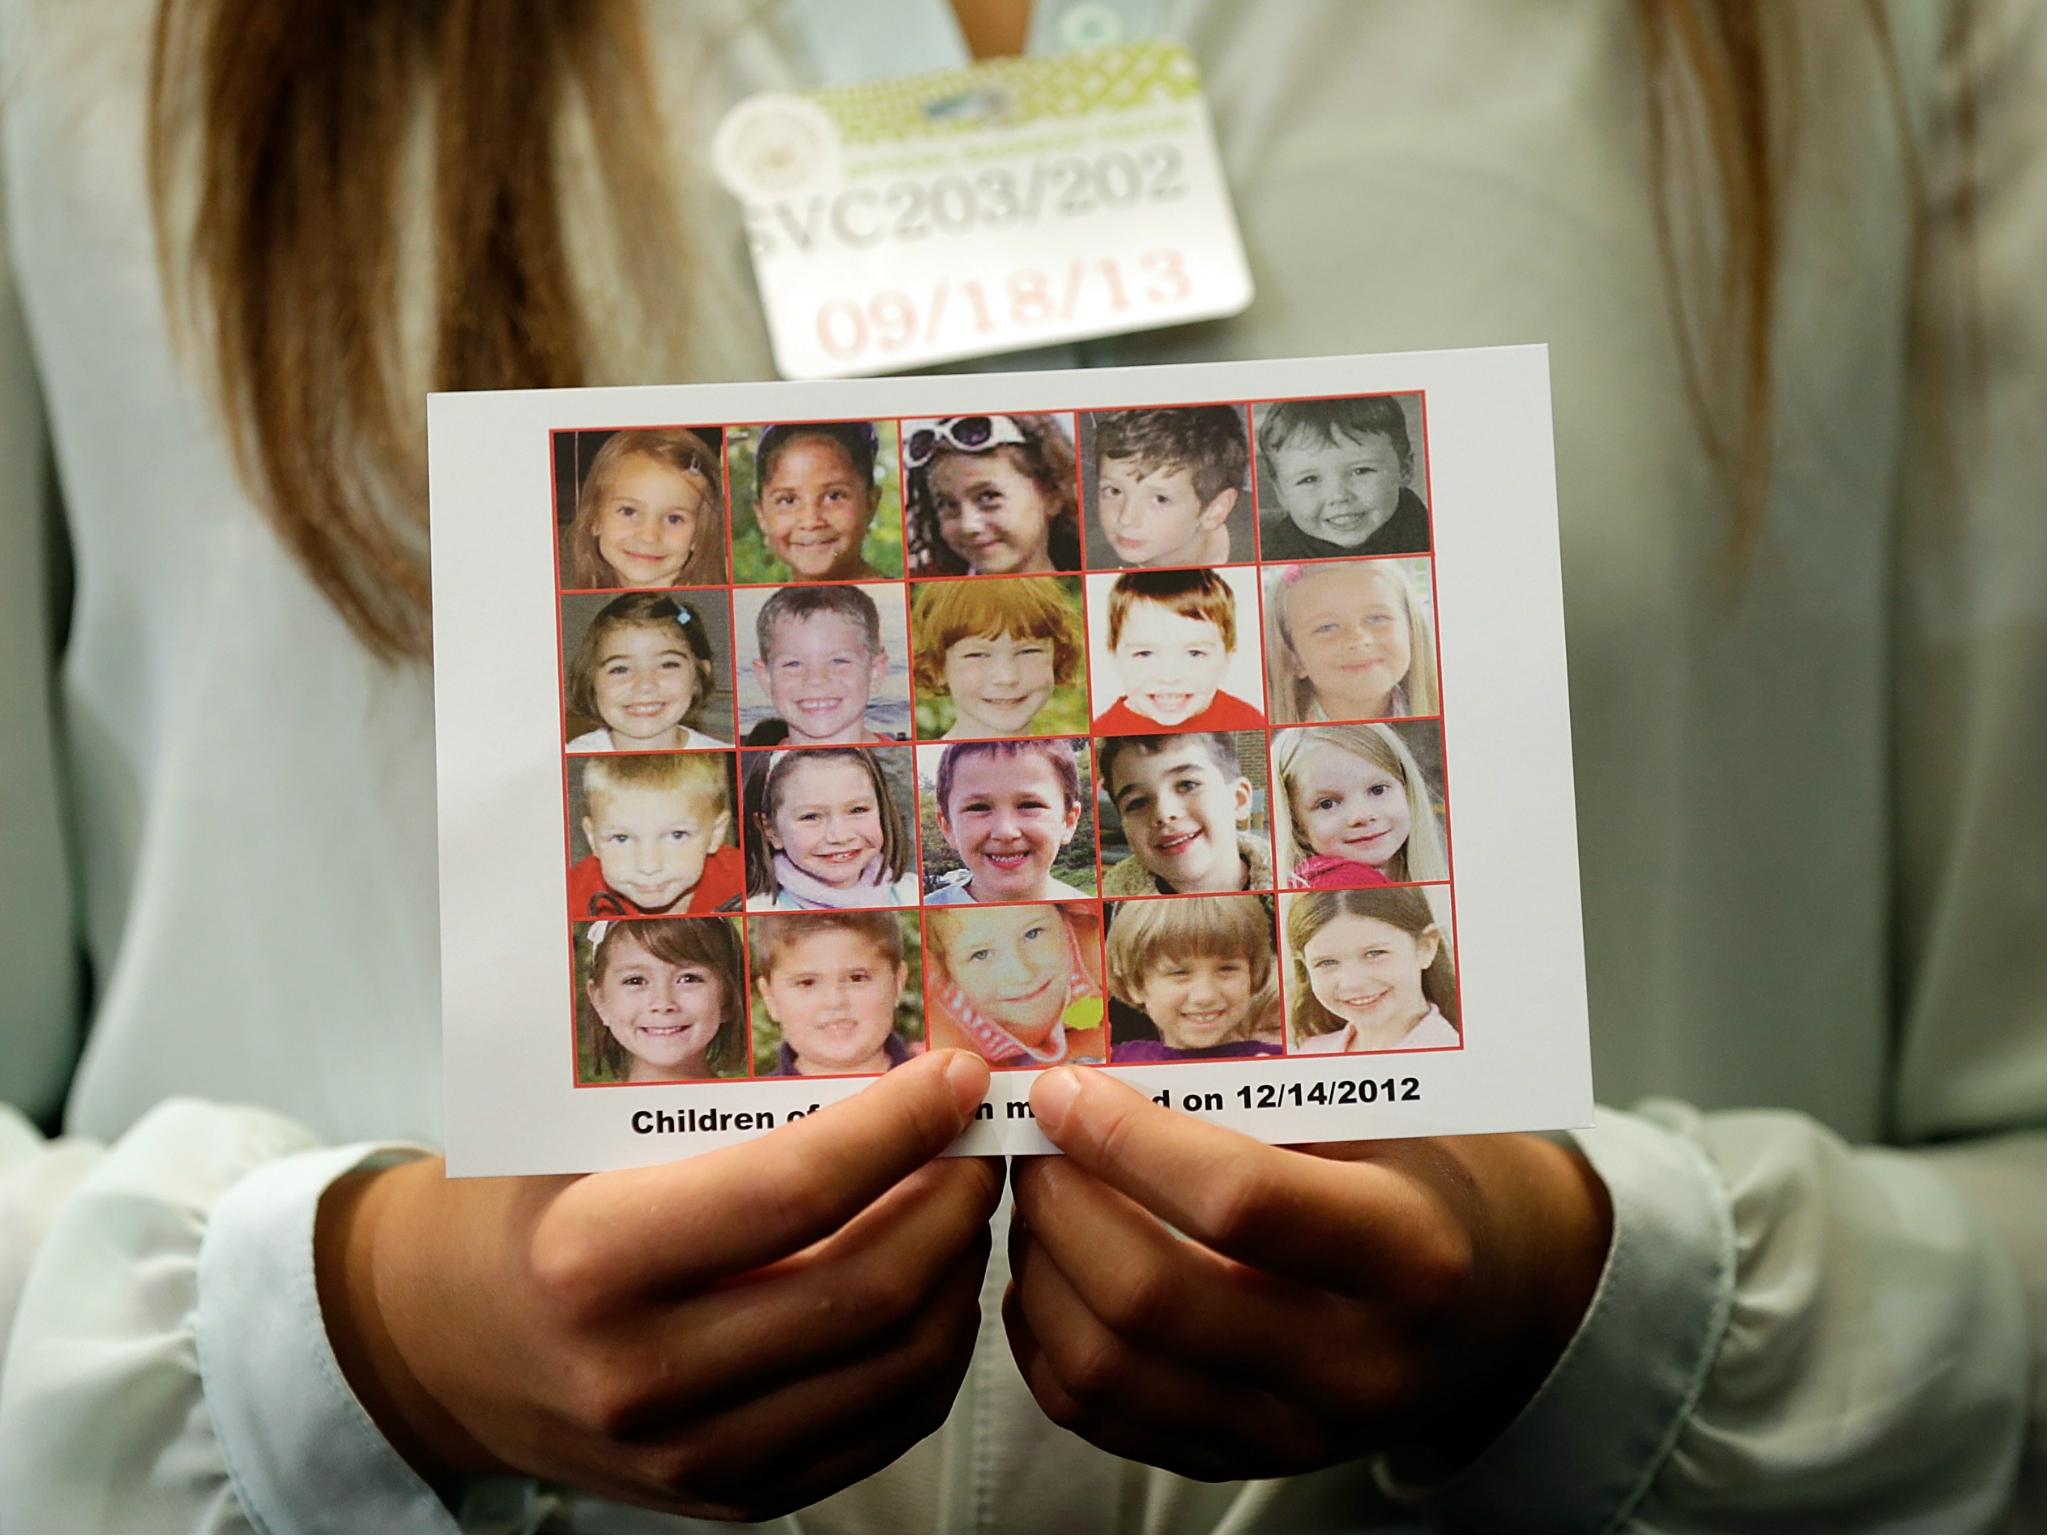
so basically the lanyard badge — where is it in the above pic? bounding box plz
[714,41,1254,378]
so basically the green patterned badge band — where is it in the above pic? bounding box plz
[811,41,1201,146]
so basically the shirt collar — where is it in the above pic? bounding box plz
[783,0,1165,85]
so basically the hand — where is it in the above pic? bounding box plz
[315,1051,999,1521]
[1004,1067,1611,1483]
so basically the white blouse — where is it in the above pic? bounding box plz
[0,1,2040,1531]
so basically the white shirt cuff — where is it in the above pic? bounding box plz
[197,1142,461,1535]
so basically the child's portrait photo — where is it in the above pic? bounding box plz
[727,420,903,584]
[1281,884,1461,1056]
[903,413,1082,576]
[1252,393,1431,561]
[1085,566,1266,734]
[1104,894,1283,1064]
[910,576,1089,741]
[917,739,1098,905]
[574,916,750,1084]
[745,909,924,1078]
[732,583,912,746]
[1263,556,1439,726]
[561,590,736,752]
[1272,721,1450,889]
[1081,404,1254,569]
[923,900,1107,1069]
[566,751,743,918]
[741,745,921,912]
[554,426,729,591]
[1095,731,1275,897]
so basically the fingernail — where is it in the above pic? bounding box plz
[942,1051,991,1118]
[1031,1067,1083,1136]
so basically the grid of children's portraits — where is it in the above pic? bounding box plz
[550,394,1462,1088]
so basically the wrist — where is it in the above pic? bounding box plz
[1481,1134,1614,1442]
[315,1159,505,1491]
[1529,1134,1614,1351]
[1400,1133,1614,1475]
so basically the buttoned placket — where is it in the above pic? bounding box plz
[760,7,1176,1528]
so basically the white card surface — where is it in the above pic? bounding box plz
[428,347,1591,1176]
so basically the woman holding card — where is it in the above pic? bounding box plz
[0,2,2038,1532]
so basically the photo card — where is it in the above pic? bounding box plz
[430,347,1591,1172]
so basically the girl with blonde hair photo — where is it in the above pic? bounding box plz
[1263,557,1439,724]
[1272,723,1449,888]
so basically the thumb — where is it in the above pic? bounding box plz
[549,1050,990,1293]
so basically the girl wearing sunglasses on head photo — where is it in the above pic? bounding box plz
[904,412,1082,576]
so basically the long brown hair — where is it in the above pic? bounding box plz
[148,0,682,659]
[148,2,1917,658]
